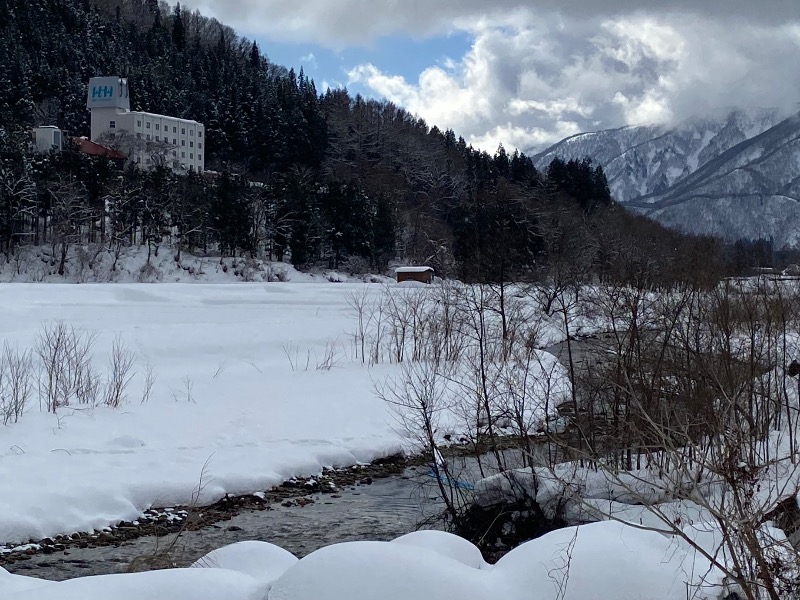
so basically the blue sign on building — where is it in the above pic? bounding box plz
[91,85,114,99]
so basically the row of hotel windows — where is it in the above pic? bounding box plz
[133,132,202,148]
[108,120,203,138]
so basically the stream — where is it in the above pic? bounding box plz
[5,466,443,582]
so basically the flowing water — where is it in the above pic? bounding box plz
[5,467,444,582]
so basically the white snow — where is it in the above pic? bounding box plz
[191,540,298,587]
[391,530,488,570]
[0,281,575,547]
[0,283,406,545]
[1,525,724,600]
[0,567,50,595]
[5,567,270,600]
[394,266,434,273]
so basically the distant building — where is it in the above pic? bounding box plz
[395,266,434,284]
[72,137,127,166]
[31,126,63,153]
[87,76,205,173]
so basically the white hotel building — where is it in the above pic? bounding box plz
[87,76,205,173]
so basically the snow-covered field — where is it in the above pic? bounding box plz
[0,281,572,548]
[0,283,408,546]
[0,525,726,599]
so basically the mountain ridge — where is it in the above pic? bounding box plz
[533,107,800,248]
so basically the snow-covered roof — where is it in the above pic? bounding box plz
[395,266,434,273]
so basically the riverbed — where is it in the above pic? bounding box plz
[5,466,443,581]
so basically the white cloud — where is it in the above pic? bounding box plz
[299,52,318,70]
[190,1,800,153]
[192,1,800,46]
[349,14,800,152]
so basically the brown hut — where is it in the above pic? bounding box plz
[395,266,434,284]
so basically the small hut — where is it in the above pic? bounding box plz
[395,266,434,284]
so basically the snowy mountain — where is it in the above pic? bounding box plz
[534,107,800,248]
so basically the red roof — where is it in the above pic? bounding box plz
[71,138,127,160]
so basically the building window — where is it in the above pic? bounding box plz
[146,122,150,129]
[189,141,193,148]
[198,142,202,149]
[190,153,193,159]
[146,134,151,140]
[172,151,176,156]
[181,140,185,146]
[109,120,116,129]
[198,166,203,172]
[137,133,142,139]
[173,126,177,133]
[198,154,202,161]
[155,124,160,131]
[198,131,202,138]
[173,138,176,144]
[181,128,186,134]
[155,136,159,142]
[137,120,141,127]
[190,130,194,136]
[181,151,185,158]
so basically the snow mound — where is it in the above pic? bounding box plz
[2,526,727,600]
[5,568,269,600]
[0,567,51,594]
[268,541,505,600]
[391,530,488,570]
[494,520,722,600]
[191,540,298,586]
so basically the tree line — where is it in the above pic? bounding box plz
[0,0,753,284]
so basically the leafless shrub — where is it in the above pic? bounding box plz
[542,278,800,600]
[316,339,341,371]
[282,341,311,372]
[345,286,372,364]
[138,262,162,283]
[35,321,100,412]
[104,334,136,408]
[170,376,195,403]
[376,360,469,524]
[141,363,157,404]
[0,343,33,425]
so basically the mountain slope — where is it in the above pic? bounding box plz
[629,114,800,248]
[533,108,800,248]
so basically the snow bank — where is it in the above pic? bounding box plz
[191,540,297,586]
[6,568,269,600]
[0,567,51,595]
[391,530,488,569]
[268,541,510,600]
[494,520,723,600]
[0,526,725,600]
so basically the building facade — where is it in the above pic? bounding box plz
[395,266,435,284]
[31,126,63,153]
[87,76,205,173]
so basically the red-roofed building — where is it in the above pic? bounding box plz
[71,137,126,160]
[71,137,127,167]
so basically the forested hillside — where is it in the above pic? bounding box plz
[0,0,730,284]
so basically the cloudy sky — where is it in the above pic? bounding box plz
[189,1,800,153]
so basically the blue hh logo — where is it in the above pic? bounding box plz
[91,85,114,99]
